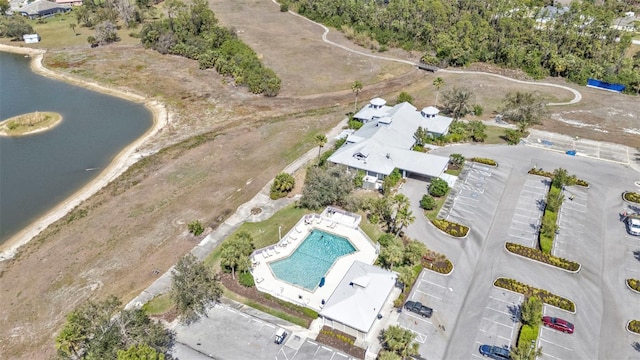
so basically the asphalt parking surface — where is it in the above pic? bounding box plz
[538,305,577,360]
[554,186,589,261]
[470,288,523,359]
[506,176,548,248]
[173,304,356,360]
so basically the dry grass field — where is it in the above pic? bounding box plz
[0,0,638,358]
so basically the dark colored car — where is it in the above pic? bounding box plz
[404,300,433,318]
[542,316,574,334]
[479,345,511,360]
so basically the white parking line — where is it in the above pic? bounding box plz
[482,318,513,329]
[539,337,574,351]
[404,312,433,324]
[487,306,513,317]
[399,325,428,343]
[415,288,443,301]
[422,279,447,289]
[541,351,564,360]
[453,206,476,214]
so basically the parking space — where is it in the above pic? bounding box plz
[470,288,523,359]
[554,186,589,260]
[173,304,354,360]
[623,237,640,278]
[397,269,455,360]
[448,162,501,228]
[506,177,549,247]
[538,305,577,360]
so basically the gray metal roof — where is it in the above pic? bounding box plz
[319,261,396,333]
[18,0,70,15]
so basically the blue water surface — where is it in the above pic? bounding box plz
[269,229,356,291]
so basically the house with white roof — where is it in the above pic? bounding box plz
[329,98,453,184]
[319,261,397,341]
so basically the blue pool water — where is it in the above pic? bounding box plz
[269,229,356,291]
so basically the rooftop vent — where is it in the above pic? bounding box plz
[421,106,440,118]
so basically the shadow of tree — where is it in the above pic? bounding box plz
[634,250,640,262]
[508,304,521,323]
[632,341,640,352]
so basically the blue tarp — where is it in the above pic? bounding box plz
[587,79,625,93]
[319,277,325,287]
[566,150,576,156]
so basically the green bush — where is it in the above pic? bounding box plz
[431,218,469,237]
[517,324,539,348]
[348,118,363,130]
[469,157,497,166]
[506,242,579,271]
[504,129,523,145]
[429,178,449,197]
[629,320,640,334]
[494,277,575,312]
[627,278,640,292]
[473,104,484,116]
[420,194,436,210]
[624,192,640,204]
[280,3,289,12]
[238,272,255,287]
[188,220,204,236]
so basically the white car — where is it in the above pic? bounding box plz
[626,215,640,236]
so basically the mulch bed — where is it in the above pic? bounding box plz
[315,326,366,359]
[219,272,313,326]
[220,273,367,358]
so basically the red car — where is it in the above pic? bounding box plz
[542,316,574,334]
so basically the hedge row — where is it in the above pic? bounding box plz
[629,320,640,334]
[627,278,640,292]
[506,242,580,272]
[320,329,355,345]
[421,257,454,275]
[469,157,498,166]
[494,277,576,312]
[431,218,469,238]
[527,168,589,187]
[623,192,640,204]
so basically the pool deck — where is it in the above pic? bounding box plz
[251,208,379,312]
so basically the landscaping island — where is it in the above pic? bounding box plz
[0,111,62,136]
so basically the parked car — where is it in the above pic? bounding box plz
[542,316,574,334]
[274,328,287,344]
[404,300,433,318]
[626,214,640,236]
[479,344,511,360]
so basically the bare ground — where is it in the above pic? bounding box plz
[0,0,639,358]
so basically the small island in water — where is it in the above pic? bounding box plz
[0,111,62,136]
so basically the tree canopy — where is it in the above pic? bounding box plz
[55,296,173,359]
[299,165,355,210]
[288,0,640,92]
[220,231,255,279]
[171,253,223,324]
[140,0,281,96]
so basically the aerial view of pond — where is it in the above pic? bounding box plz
[0,51,153,245]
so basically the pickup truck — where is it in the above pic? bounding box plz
[404,300,433,318]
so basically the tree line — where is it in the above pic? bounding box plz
[285,0,640,94]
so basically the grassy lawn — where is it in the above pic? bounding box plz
[204,203,311,268]
[425,193,448,221]
[223,288,311,328]
[483,124,509,144]
[20,13,139,49]
[142,293,173,315]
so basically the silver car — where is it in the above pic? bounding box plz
[626,215,640,236]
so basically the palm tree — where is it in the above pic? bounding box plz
[351,80,363,113]
[433,77,444,105]
[315,134,327,162]
[442,87,475,120]
[69,23,77,36]
[501,91,548,133]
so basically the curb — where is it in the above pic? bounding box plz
[504,243,581,274]
[428,218,470,239]
[622,191,640,205]
[423,261,455,277]
[625,279,640,294]
[492,279,577,314]
[626,320,640,335]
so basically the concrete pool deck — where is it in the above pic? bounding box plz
[251,208,379,312]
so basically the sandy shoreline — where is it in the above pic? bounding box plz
[0,44,168,261]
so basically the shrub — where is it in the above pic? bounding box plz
[504,129,523,145]
[431,218,469,237]
[506,243,580,271]
[629,320,640,334]
[469,157,497,166]
[473,104,484,116]
[271,172,295,200]
[517,324,539,348]
[238,272,255,287]
[348,118,363,130]
[280,3,289,12]
[420,194,436,210]
[494,277,575,312]
[396,91,413,104]
[429,178,449,197]
[627,278,640,292]
[188,220,204,236]
[624,192,640,204]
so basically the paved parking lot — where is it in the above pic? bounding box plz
[470,288,523,359]
[447,164,492,224]
[554,186,589,261]
[173,304,355,360]
[538,305,577,360]
[397,269,455,360]
[506,176,548,248]
[524,130,632,164]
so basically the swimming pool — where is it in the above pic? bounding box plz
[269,229,356,291]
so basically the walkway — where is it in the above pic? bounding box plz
[278,0,582,107]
